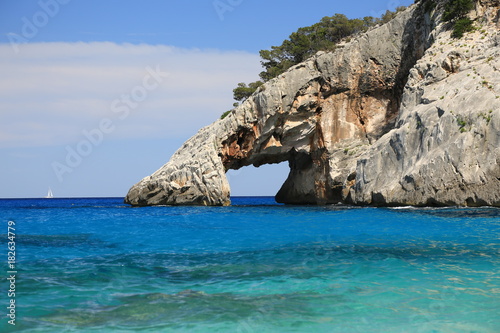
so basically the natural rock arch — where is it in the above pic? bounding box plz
[125,5,424,206]
[125,1,500,207]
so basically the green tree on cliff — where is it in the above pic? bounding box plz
[233,81,264,102]
[442,0,475,38]
[226,6,407,115]
[258,14,379,81]
[442,0,474,22]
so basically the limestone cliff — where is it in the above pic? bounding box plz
[125,0,500,207]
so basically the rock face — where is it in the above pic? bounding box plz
[125,0,500,207]
[351,0,500,206]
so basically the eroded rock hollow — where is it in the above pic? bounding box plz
[125,0,500,207]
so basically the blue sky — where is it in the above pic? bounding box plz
[0,0,413,198]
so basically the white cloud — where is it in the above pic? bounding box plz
[0,42,261,148]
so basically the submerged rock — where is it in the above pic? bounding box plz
[125,0,500,207]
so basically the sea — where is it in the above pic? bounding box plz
[0,197,499,333]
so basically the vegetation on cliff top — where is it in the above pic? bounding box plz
[223,0,476,119]
[442,0,475,38]
[229,7,407,107]
[442,0,474,22]
[256,11,406,82]
[423,0,475,38]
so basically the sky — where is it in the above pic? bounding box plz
[0,0,414,198]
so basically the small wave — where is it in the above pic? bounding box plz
[388,206,418,210]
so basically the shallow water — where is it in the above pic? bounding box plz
[1,197,499,332]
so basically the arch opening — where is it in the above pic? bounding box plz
[226,162,289,199]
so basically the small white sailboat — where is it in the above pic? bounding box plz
[45,187,54,199]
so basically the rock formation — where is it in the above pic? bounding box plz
[125,0,500,207]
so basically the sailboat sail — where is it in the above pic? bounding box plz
[46,187,54,198]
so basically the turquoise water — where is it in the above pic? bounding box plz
[1,197,499,332]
